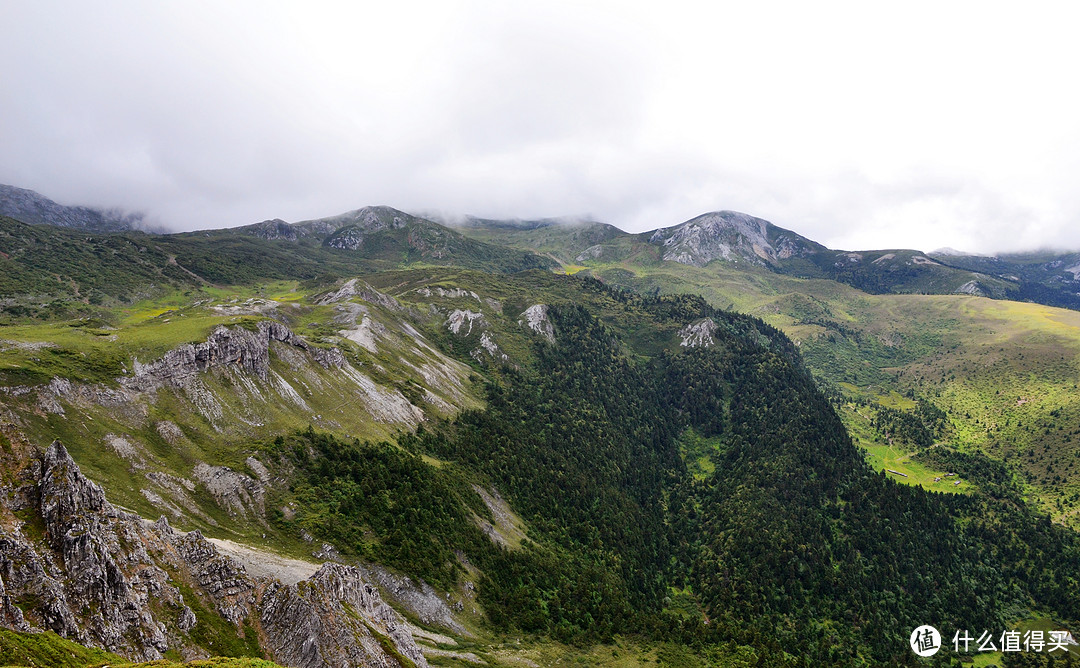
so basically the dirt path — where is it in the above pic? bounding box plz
[207,538,320,585]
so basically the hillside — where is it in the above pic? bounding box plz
[0,209,552,319]
[931,248,1080,310]
[454,217,1080,528]
[237,206,557,273]
[1,254,1078,666]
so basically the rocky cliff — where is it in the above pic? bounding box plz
[0,436,428,667]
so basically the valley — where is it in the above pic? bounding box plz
[1,193,1079,667]
[455,218,1080,527]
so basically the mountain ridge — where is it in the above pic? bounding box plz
[3,178,1074,308]
[0,183,153,233]
[2,195,1080,666]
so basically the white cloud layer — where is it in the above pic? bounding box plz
[2,1,1078,253]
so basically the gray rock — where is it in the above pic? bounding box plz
[127,320,308,389]
[649,210,817,267]
[0,440,429,666]
[261,563,429,668]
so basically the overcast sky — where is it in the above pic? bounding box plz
[2,1,1078,253]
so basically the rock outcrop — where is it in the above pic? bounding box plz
[128,321,308,389]
[445,310,484,336]
[519,304,555,343]
[0,440,428,667]
[261,564,426,668]
[679,319,719,348]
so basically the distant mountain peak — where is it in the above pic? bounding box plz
[456,214,605,231]
[932,246,991,258]
[647,210,823,267]
[0,183,150,232]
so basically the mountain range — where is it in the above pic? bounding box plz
[8,182,1080,308]
[1,184,1079,668]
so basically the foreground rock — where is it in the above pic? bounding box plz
[0,438,427,667]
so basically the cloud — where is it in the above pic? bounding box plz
[1,1,1079,253]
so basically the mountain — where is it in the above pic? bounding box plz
[455,210,1018,299]
[0,205,553,316]
[237,205,559,273]
[450,217,627,267]
[930,248,1080,310]
[453,211,1080,529]
[646,210,825,267]
[0,183,150,232]
[3,204,1080,666]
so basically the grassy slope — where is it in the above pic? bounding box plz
[0,215,552,319]
[0,629,122,668]
[0,627,768,668]
[0,277,484,555]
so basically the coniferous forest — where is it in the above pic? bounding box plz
[256,283,1080,666]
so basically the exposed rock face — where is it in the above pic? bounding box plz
[648,211,818,267]
[474,331,508,363]
[357,563,468,637]
[261,564,427,668]
[519,304,555,343]
[415,287,482,303]
[0,440,430,667]
[325,225,365,250]
[679,319,719,348]
[445,310,484,335]
[192,463,265,519]
[956,280,987,296]
[471,485,527,551]
[575,244,604,262]
[128,320,308,388]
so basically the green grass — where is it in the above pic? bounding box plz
[675,429,718,481]
[0,628,121,668]
[837,403,968,494]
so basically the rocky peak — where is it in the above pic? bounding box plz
[648,210,820,267]
[40,441,112,536]
[246,219,299,241]
[297,206,416,236]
